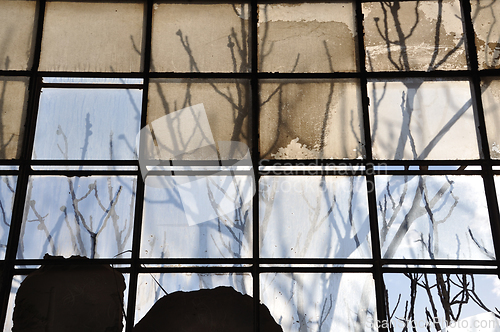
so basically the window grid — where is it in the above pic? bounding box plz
[0,1,498,331]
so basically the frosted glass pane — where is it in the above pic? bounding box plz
[384,274,500,331]
[3,275,25,332]
[369,80,479,160]
[147,79,250,160]
[39,2,144,72]
[259,176,371,258]
[0,1,36,70]
[261,273,376,332]
[152,4,249,73]
[482,78,500,158]
[0,176,16,260]
[18,176,137,259]
[0,77,29,159]
[376,175,494,260]
[141,175,252,258]
[471,0,500,69]
[135,273,252,324]
[260,80,364,159]
[33,88,142,160]
[363,0,467,71]
[258,3,357,73]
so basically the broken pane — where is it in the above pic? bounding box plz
[369,79,479,160]
[376,175,494,260]
[147,79,251,160]
[135,273,252,324]
[141,175,252,259]
[39,2,144,72]
[18,176,136,259]
[384,273,500,331]
[33,87,142,160]
[0,0,37,70]
[261,273,376,332]
[258,3,357,73]
[481,78,500,158]
[260,80,364,159]
[363,0,467,71]
[471,0,500,69]
[0,77,29,159]
[152,4,249,73]
[0,176,17,260]
[259,176,371,259]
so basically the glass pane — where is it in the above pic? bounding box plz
[261,273,376,332]
[258,3,357,73]
[3,275,25,332]
[376,175,494,260]
[39,2,144,72]
[18,176,137,259]
[0,176,17,260]
[369,79,479,160]
[482,78,500,158]
[471,0,500,70]
[363,0,467,72]
[152,4,249,73]
[0,77,29,159]
[33,88,142,160]
[43,77,144,84]
[0,0,36,70]
[260,80,364,159]
[384,273,500,331]
[147,79,250,160]
[259,176,371,259]
[141,175,253,259]
[135,273,252,324]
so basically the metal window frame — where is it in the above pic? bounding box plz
[0,1,499,331]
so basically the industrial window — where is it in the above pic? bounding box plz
[1,0,500,331]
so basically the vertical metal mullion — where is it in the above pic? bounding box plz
[0,0,46,329]
[251,1,260,332]
[355,1,387,331]
[125,1,153,331]
[459,0,500,273]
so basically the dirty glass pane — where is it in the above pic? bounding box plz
[0,176,16,260]
[376,175,494,260]
[259,176,371,259]
[141,175,253,259]
[260,80,364,159]
[482,78,500,158]
[0,1,36,70]
[152,4,249,73]
[135,273,252,324]
[258,3,357,73]
[471,0,500,69]
[362,0,467,72]
[3,275,25,332]
[384,273,500,331]
[369,79,479,160]
[261,273,376,332]
[147,79,250,160]
[39,2,144,72]
[18,176,136,259]
[33,88,142,160]
[0,77,29,159]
